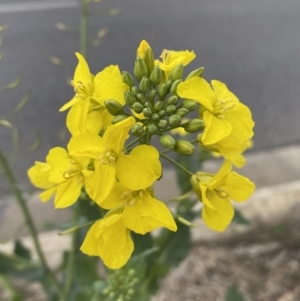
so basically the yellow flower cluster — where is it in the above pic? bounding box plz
[28,40,255,269]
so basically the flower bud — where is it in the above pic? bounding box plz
[154,101,164,112]
[157,119,168,129]
[134,56,148,82]
[170,79,182,95]
[144,102,153,109]
[165,79,173,90]
[148,89,157,102]
[183,119,205,133]
[157,83,168,97]
[165,105,177,115]
[144,48,155,74]
[139,77,150,93]
[124,91,136,106]
[175,107,189,117]
[150,66,162,86]
[168,115,181,128]
[181,99,197,111]
[159,134,176,149]
[152,113,160,121]
[104,99,124,116]
[174,140,195,156]
[168,63,183,81]
[131,102,144,113]
[190,174,202,200]
[111,114,128,124]
[158,109,166,118]
[131,86,139,95]
[142,107,152,118]
[185,67,205,80]
[122,71,134,86]
[131,123,145,137]
[136,93,147,105]
[146,123,158,135]
[166,95,179,106]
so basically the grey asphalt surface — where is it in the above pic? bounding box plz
[1,0,300,195]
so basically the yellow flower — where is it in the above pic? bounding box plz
[68,117,161,205]
[28,147,85,208]
[59,53,128,136]
[137,39,153,59]
[81,181,177,269]
[191,160,255,232]
[177,78,255,145]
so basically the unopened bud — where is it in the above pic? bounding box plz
[159,134,176,149]
[166,95,179,106]
[174,140,195,156]
[104,99,124,116]
[150,66,162,86]
[124,91,136,106]
[139,77,150,93]
[144,48,155,74]
[183,119,205,133]
[168,63,183,81]
[175,108,189,117]
[154,101,164,112]
[185,67,205,80]
[152,113,160,121]
[158,110,166,118]
[131,86,139,95]
[142,107,152,118]
[122,71,134,86]
[170,79,182,95]
[148,89,157,102]
[111,115,128,124]
[165,105,177,115]
[168,115,181,127]
[157,83,168,97]
[131,123,145,137]
[136,93,147,105]
[181,99,197,111]
[131,102,144,113]
[134,57,148,82]
[157,119,168,129]
[146,123,158,135]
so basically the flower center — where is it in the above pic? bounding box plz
[120,190,143,206]
[213,99,235,119]
[214,188,229,198]
[98,150,117,166]
[71,80,93,99]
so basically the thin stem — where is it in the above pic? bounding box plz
[160,153,193,176]
[125,135,145,150]
[0,150,65,301]
[165,190,192,203]
[80,0,89,57]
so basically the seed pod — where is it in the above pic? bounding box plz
[131,123,145,137]
[185,67,205,80]
[152,113,160,122]
[111,114,128,124]
[181,99,197,111]
[168,115,181,128]
[134,57,148,82]
[131,102,144,113]
[165,105,177,115]
[124,91,136,106]
[146,123,158,135]
[174,140,195,156]
[168,63,183,81]
[170,79,182,95]
[139,77,150,94]
[166,95,179,106]
[142,107,152,118]
[104,99,124,116]
[183,119,205,133]
[136,93,147,105]
[148,89,157,102]
[159,134,176,149]
[157,119,168,129]
[154,101,164,112]
[122,71,134,86]
[150,66,162,86]
[175,108,189,117]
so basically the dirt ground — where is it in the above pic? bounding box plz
[153,205,300,301]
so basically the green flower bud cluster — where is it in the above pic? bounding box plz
[102,269,138,301]
[117,55,206,140]
[159,134,195,156]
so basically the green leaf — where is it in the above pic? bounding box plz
[232,209,250,225]
[14,239,31,260]
[225,284,246,301]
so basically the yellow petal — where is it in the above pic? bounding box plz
[116,154,157,190]
[158,50,196,71]
[80,220,101,256]
[66,101,89,136]
[202,192,234,232]
[123,191,177,234]
[28,162,53,189]
[39,186,56,202]
[130,145,162,178]
[201,111,232,145]
[100,181,129,209]
[208,160,232,189]
[211,80,240,103]
[177,77,214,111]
[59,96,84,112]
[85,110,105,134]
[137,40,152,58]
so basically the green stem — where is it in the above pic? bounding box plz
[165,190,192,203]
[160,153,193,176]
[80,0,89,57]
[0,150,65,301]
[125,135,145,150]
